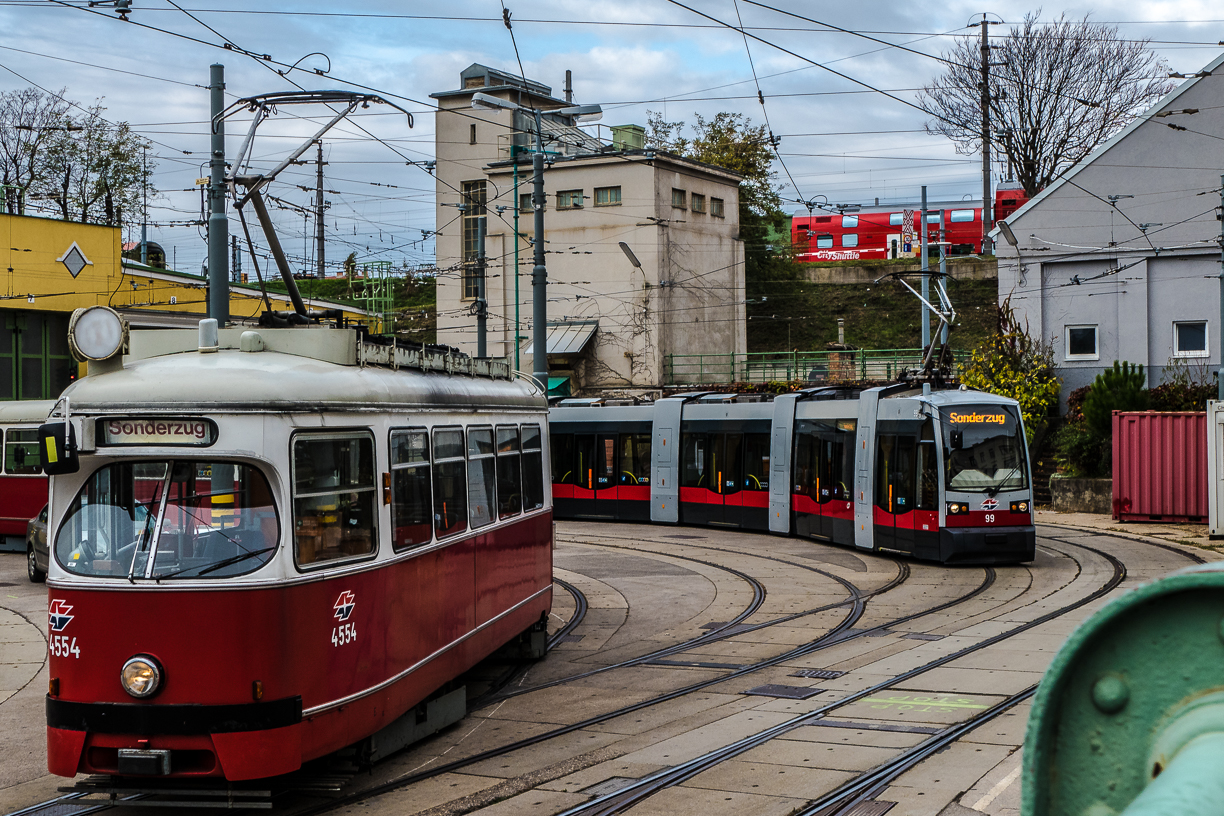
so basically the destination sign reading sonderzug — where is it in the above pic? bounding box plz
[98,418,217,446]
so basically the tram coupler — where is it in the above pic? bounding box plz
[1023,563,1224,815]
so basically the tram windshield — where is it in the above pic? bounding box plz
[55,461,279,579]
[939,406,1028,495]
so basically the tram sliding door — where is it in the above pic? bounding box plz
[793,418,856,544]
[571,433,618,518]
[873,420,940,556]
[617,433,652,521]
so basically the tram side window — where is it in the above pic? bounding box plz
[521,425,545,511]
[793,430,817,497]
[390,429,432,551]
[468,427,496,529]
[4,429,41,474]
[744,433,769,491]
[293,434,377,567]
[916,421,938,511]
[433,429,468,538]
[551,433,574,484]
[825,419,856,501]
[496,426,522,519]
[619,434,651,485]
[681,434,707,488]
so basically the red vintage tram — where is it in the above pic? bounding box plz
[0,400,54,552]
[41,312,552,781]
[792,182,1029,263]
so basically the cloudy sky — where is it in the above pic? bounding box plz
[1,0,1220,277]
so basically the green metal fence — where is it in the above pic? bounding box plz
[664,348,970,385]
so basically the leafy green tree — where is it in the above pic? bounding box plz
[960,296,1061,443]
[1082,361,1148,435]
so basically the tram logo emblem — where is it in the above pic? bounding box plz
[980,499,1000,511]
[333,591,356,622]
[48,600,74,632]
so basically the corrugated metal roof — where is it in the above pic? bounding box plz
[523,320,598,355]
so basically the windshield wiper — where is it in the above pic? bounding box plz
[986,466,1023,498]
[156,546,277,580]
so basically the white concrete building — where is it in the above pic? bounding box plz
[431,64,746,396]
[994,52,1224,401]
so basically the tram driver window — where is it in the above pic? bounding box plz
[521,424,545,511]
[390,429,432,551]
[292,433,377,567]
[433,429,468,538]
[468,427,496,528]
[496,426,522,519]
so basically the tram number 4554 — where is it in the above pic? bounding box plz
[50,635,80,658]
[332,623,356,647]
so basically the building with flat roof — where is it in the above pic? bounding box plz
[431,64,746,396]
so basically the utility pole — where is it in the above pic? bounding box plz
[531,110,548,390]
[315,140,327,278]
[231,235,241,283]
[1218,174,1223,400]
[920,185,930,350]
[207,63,229,325]
[476,215,487,358]
[939,208,949,344]
[979,15,995,256]
[140,145,148,265]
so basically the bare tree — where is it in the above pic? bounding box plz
[0,87,71,214]
[920,12,1173,197]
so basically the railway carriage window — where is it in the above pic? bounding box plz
[551,433,574,484]
[293,434,377,567]
[950,209,975,223]
[56,460,278,579]
[467,427,496,529]
[521,425,544,511]
[842,215,858,228]
[743,433,769,491]
[4,429,41,474]
[432,429,468,537]
[815,234,833,249]
[681,434,707,487]
[940,407,1028,494]
[842,233,859,248]
[496,426,522,519]
[390,429,432,551]
[619,434,651,485]
[889,213,904,227]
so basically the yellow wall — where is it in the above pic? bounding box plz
[0,212,366,323]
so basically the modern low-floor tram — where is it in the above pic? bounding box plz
[550,384,1036,564]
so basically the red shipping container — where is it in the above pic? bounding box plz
[1112,411,1208,523]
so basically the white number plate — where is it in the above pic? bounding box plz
[331,622,356,647]
[50,635,80,658]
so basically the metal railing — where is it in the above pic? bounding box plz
[664,348,970,385]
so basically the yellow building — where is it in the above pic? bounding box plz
[1,212,367,400]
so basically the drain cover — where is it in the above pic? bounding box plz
[742,684,825,700]
[580,777,640,796]
[790,669,845,680]
[902,633,945,641]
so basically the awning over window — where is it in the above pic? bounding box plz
[547,377,571,397]
[522,319,598,356]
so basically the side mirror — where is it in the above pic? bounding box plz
[39,422,79,475]
[950,430,964,450]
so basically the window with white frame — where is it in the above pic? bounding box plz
[842,233,859,248]
[841,215,858,228]
[889,213,904,226]
[1174,321,1209,357]
[1065,325,1099,360]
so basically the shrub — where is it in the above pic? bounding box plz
[1082,361,1147,435]
[1053,421,1111,477]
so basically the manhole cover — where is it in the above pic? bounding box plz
[790,669,845,679]
[580,777,639,796]
[902,633,945,641]
[742,684,825,700]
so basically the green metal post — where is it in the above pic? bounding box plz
[513,145,521,371]
[1117,732,1224,816]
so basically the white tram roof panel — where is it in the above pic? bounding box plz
[0,399,56,424]
[65,327,542,413]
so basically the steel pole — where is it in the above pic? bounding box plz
[476,215,487,358]
[940,208,949,344]
[513,146,521,371]
[207,64,229,325]
[316,140,326,278]
[980,18,994,255]
[1219,174,1223,400]
[1118,732,1224,816]
[531,110,549,391]
[920,186,930,349]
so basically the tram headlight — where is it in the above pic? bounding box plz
[946,502,969,515]
[1010,500,1030,514]
[68,305,128,362]
[120,655,163,698]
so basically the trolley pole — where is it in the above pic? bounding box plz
[207,63,229,325]
[476,216,487,358]
[920,185,930,349]
[531,109,549,391]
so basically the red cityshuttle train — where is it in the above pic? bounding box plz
[41,311,551,782]
[792,182,1029,263]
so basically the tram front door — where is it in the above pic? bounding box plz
[572,433,618,518]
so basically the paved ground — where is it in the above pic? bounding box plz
[0,516,1215,816]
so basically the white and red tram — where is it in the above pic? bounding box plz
[41,313,551,781]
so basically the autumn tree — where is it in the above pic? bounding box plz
[0,87,71,214]
[920,12,1172,197]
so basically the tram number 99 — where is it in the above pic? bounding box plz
[50,635,80,659]
[985,514,995,523]
[332,623,356,647]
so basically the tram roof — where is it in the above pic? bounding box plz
[63,328,543,413]
[0,399,55,424]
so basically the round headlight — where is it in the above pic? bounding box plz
[68,305,127,362]
[120,655,163,698]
